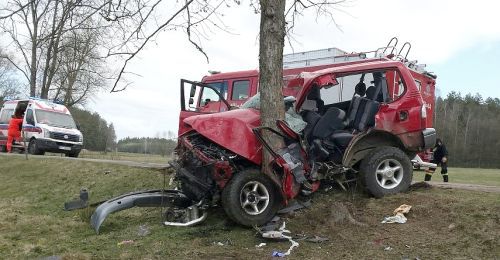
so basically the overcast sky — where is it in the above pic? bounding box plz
[89,0,500,139]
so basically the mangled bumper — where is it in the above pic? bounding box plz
[90,189,194,234]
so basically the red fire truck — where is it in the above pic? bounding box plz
[179,38,436,168]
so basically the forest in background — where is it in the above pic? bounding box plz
[434,92,500,168]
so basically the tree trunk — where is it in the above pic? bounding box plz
[259,0,286,174]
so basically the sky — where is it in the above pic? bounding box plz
[89,0,500,139]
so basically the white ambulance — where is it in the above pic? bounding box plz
[0,98,83,157]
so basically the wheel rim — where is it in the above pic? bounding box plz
[239,181,270,216]
[375,159,404,189]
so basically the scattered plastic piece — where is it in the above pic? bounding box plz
[216,242,224,246]
[272,251,285,257]
[262,222,299,256]
[255,243,267,248]
[384,246,393,251]
[137,224,150,237]
[117,240,134,246]
[305,235,329,243]
[382,204,412,224]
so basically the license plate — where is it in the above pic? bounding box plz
[59,146,71,151]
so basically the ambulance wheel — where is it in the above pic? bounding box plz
[221,168,280,227]
[28,139,44,155]
[66,151,80,158]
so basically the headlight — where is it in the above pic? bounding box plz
[79,135,83,142]
[43,128,50,138]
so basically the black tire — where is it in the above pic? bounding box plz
[360,146,412,198]
[221,168,280,227]
[0,145,6,153]
[28,139,44,155]
[66,151,80,158]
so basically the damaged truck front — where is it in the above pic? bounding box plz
[91,55,437,233]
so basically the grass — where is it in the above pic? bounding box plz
[44,150,170,164]
[412,167,500,186]
[0,156,499,259]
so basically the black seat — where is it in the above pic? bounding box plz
[311,107,347,139]
[305,85,325,113]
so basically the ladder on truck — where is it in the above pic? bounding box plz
[283,37,422,71]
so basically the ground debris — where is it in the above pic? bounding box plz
[381,204,412,224]
[329,202,367,227]
[137,224,150,237]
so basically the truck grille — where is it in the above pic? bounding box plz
[50,132,79,142]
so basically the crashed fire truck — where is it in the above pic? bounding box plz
[91,40,437,233]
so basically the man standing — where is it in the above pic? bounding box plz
[6,108,24,153]
[425,138,449,182]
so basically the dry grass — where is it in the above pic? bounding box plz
[0,156,499,259]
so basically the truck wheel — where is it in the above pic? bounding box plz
[28,139,44,155]
[360,146,412,198]
[221,169,280,227]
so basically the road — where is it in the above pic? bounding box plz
[1,152,499,193]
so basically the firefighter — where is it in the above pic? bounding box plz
[6,108,25,153]
[425,138,448,182]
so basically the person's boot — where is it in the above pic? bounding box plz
[443,175,448,182]
[424,174,432,181]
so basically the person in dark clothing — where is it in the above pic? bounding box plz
[425,138,449,182]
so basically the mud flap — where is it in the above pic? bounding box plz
[90,189,193,234]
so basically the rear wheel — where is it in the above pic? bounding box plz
[28,139,45,155]
[360,146,412,198]
[221,169,280,227]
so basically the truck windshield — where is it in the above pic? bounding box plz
[35,110,76,129]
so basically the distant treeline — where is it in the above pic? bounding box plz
[434,92,500,168]
[117,137,177,156]
[70,107,116,151]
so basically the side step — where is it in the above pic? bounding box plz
[90,189,196,234]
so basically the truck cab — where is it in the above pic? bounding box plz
[0,98,83,157]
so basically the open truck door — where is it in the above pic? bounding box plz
[179,79,232,136]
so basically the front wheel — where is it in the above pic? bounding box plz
[221,169,280,227]
[360,146,412,198]
[28,139,45,155]
[66,151,80,158]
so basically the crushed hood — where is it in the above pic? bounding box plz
[183,108,263,164]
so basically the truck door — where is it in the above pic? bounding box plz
[178,79,231,135]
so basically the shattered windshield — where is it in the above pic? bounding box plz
[241,93,306,133]
[35,110,77,129]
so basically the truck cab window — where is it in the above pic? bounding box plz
[231,80,250,100]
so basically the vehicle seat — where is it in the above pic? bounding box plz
[311,107,347,139]
[345,96,380,132]
[305,85,324,113]
[301,110,321,143]
[366,85,384,102]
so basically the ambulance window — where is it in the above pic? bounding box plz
[0,109,14,124]
[26,110,35,125]
[231,80,250,100]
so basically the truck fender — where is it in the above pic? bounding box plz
[90,189,192,234]
[342,130,406,168]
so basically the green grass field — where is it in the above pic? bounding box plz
[45,150,170,164]
[0,156,498,259]
[412,167,500,186]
